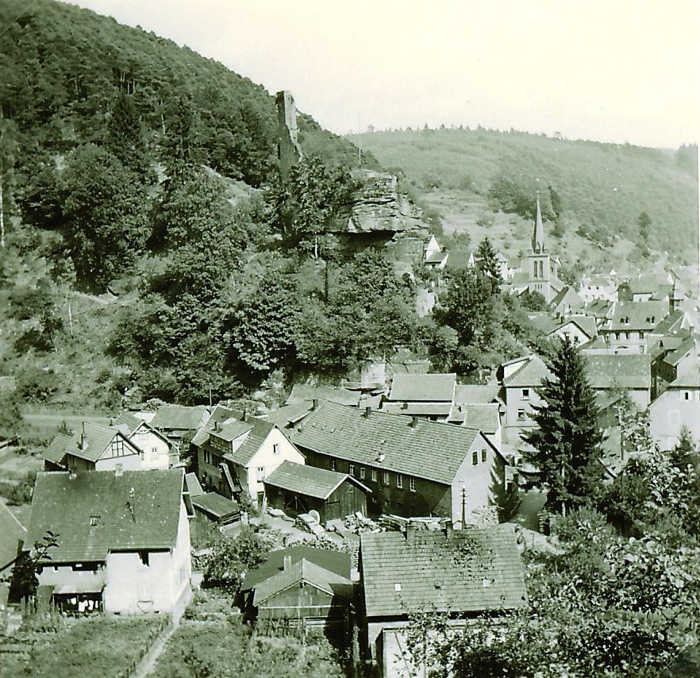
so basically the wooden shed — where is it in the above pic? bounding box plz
[263,461,370,522]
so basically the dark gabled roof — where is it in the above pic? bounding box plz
[26,469,184,563]
[191,492,239,520]
[185,472,204,496]
[252,558,352,606]
[388,373,456,402]
[360,527,528,617]
[0,502,26,569]
[223,419,280,467]
[191,405,242,447]
[150,405,209,431]
[663,337,696,367]
[605,300,668,331]
[44,422,137,465]
[584,353,651,390]
[380,402,453,417]
[448,404,500,432]
[292,402,483,485]
[452,384,500,405]
[503,356,552,387]
[286,384,361,407]
[112,412,144,436]
[242,546,351,591]
[653,310,685,335]
[263,461,370,500]
[586,299,614,317]
[550,286,583,312]
[263,401,313,429]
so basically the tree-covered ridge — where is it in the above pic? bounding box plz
[0,0,371,185]
[348,127,698,267]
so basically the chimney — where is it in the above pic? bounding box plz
[283,554,292,571]
[409,416,418,428]
[312,398,319,410]
[79,422,88,451]
[362,406,371,418]
[214,420,221,432]
[242,407,247,422]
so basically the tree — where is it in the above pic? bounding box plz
[638,211,651,243]
[520,288,547,312]
[9,531,59,602]
[202,528,270,593]
[0,116,19,248]
[522,337,604,515]
[475,237,501,293]
[106,92,150,177]
[548,184,562,219]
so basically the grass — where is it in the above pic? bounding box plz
[348,127,698,274]
[2,613,168,678]
[151,591,347,678]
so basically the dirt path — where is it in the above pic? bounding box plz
[129,588,191,678]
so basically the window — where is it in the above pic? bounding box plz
[203,450,210,464]
[481,449,487,463]
[89,515,100,527]
[615,332,620,341]
[360,467,366,480]
[639,331,644,339]
[409,477,416,492]
[331,459,336,471]
[522,388,529,400]
[472,451,478,465]
[349,464,355,477]
[256,466,265,481]
[383,471,390,485]
[685,392,690,400]
[272,443,280,456]
[517,409,525,421]
[396,474,403,488]
[624,332,630,340]
[372,469,378,482]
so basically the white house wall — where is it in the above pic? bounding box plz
[650,390,700,450]
[130,428,171,469]
[245,428,305,500]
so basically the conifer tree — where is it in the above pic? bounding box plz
[522,336,604,515]
[475,236,501,293]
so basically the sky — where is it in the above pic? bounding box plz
[67,0,700,148]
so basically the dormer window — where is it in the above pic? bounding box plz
[89,514,100,527]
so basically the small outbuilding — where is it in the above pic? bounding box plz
[263,461,371,522]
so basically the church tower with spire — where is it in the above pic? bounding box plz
[527,193,555,303]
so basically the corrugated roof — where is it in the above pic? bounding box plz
[26,470,183,563]
[150,405,209,431]
[252,558,352,606]
[503,356,552,387]
[0,501,26,569]
[388,373,456,402]
[360,527,527,617]
[292,402,482,485]
[263,460,370,500]
[584,353,650,389]
[242,546,351,591]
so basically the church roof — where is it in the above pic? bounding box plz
[531,195,545,253]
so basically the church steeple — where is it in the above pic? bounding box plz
[532,193,545,253]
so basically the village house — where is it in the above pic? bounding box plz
[650,363,700,450]
[190,404,243,464]
[618,272,673,303]
[527,313,597,345]
[43,421,146,473]
[549,285,585,316]
[446,384,504,448]
[599,300,670,353]
[359,526,527,678]
[184,472,240,525]
[651,334,696,398]
[25,468,191,614]
[586,298,615,329]
[149,404,210,451]
[291,401,509,523]
[498,355,551,445]
[380,372,457,420]
[423,234,449,269]
[263,460,371,522]
[579,273,618,305]
[584,353,652,409]
[240,546,353,629]
[113,411,173,469]
[197,415,304,506]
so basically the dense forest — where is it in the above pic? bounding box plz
[349,127,699,275]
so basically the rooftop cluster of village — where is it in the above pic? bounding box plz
[0,91,697,678]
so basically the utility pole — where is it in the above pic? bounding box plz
[461,486,466,526]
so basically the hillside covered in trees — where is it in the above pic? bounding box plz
[348,127,698,275]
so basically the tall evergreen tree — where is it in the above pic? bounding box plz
[106,92,149,177]
[475,236,501,293]
[523,337,604,515]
